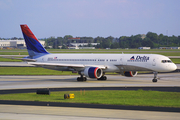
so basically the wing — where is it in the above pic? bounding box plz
[28,62,107,69]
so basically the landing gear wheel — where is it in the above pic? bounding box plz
[97,76,107,81]
[83,77,87,81]
[152,78,157,82]
[77,77,81,81]
[77,77,87,81]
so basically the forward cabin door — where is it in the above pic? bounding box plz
[120,57,123,65]
[119,56,125,72]
[152,58,156,66]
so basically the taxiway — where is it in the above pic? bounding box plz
[0,73,180,90]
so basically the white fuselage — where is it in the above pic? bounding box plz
[34,53,177,73]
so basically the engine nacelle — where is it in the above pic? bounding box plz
[122,71,138,77]
[83,67,103,79]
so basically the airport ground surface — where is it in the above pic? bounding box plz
[0,105,180,120]
[0,73,180,119]
[0,73,180,90]
[0,62,180,119]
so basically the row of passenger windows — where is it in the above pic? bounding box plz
[48,58,117,62]
[110,59,117,62]
[50,59,96,61]
[161,60,172,63]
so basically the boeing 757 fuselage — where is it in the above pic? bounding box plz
[20,24,177,82]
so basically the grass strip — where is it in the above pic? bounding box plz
[0,67,78,75]
[0,52,28,55]
[0,90,179,108]
[0,49,180,56]
[0,57,22,62]
[171,58,180,64]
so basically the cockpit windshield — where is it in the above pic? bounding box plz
[161,60,172,63]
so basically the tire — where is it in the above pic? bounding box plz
[103,76,107,80]
[83,77,87,81]
[97,76,107,81]
[77,77,86,81]
[77,77,82,81]
[152,79,157,82]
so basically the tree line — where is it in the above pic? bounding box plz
[44,32,180,49]
[1,32,180,49]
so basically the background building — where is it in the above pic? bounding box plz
[159,47,180,49]
[0,40,45,49]
[138,47,151,49]
[67,37,99,49]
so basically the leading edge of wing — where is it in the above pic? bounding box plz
[28,62,107,69]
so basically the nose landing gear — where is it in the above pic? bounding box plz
[152,72,158,82]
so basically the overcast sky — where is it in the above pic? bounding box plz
[0,0,180,38]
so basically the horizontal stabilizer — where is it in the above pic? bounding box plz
[3,57,37,62]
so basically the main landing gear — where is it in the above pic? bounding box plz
[97,76,107,80]
[152,72,158,82]
[77,74,107,81]
[77,74,87,81]
[97,72,107,80]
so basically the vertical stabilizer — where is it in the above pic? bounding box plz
[20,24,49,57]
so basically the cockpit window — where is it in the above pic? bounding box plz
[162,60,172,63]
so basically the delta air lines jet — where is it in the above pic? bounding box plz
[20,24,177,82]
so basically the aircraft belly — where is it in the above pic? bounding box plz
[116,65,151,71]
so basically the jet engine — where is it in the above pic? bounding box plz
[83,67,103,79]
[122,71,138,77]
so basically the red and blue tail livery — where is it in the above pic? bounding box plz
[20,24,49,57]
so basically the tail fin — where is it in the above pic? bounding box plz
[20,24,49,57]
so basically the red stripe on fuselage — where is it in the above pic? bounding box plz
[20,25,39,42]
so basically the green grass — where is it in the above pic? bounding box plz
[0,49,180,55]
[0,90,180,108]
[0,52,28,55]
[0,67,78,75]
[0,57,22,62]
[171,58,180,64]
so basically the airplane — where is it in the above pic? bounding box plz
[20,24,177,82]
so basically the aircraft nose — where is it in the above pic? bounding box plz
[169,63,177,71]
[174,64,177,70]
